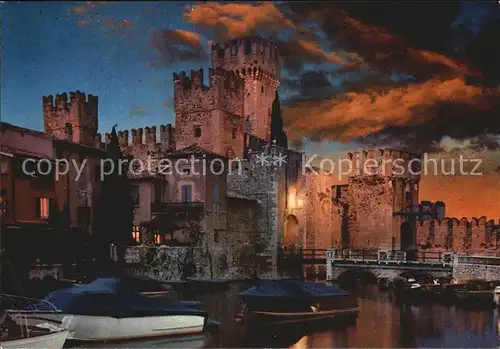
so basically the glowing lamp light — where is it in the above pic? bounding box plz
[297,199,303,208]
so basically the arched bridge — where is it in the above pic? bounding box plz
[279,247,454,279]
[279,247,500,281]
[326,249,454,280]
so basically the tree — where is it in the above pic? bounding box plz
[269,91,288,148]
[142,203,204,246]
[93,125,135,267]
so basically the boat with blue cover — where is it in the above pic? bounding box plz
[6,276,211,343]
[236,280,358,326]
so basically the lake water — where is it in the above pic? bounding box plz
[77,282,500,348]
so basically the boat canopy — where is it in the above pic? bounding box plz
[28,277,206,318]
[239,280,351,298]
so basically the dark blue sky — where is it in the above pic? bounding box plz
[1,2,211,134]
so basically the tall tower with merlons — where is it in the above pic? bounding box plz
[211,36,281,142]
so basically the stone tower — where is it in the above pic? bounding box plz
[345,149,422,251]
[173,68,245,158]
[211,36,281,142]
[43,91,98,147]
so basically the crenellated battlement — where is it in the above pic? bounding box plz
[210,36,281,83]
[99,124,175,149]
[173,68,244,117]
[43,91,98,111]
[43,91,98,147]
[173,68,244,93]
[346,148,422,180]
[416,216,500,252]
[417,216,498,227]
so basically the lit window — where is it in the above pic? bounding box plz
[132,226,140,243]
[181,184,192,202]
[155,234,161,245]
[37,197,50,220]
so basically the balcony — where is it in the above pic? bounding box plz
[151,201,204,215]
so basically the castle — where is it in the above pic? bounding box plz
[36,36,500,277]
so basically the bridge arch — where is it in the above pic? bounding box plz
[337,268,378,285]
[284,214,300,247]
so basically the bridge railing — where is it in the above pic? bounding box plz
[455,254,500,266]
[327,248,454,267]
[281,248,327,260]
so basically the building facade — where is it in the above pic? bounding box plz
[0,121,104,264]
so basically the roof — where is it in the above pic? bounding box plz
[53,138,106,156]
[1,122,105,157]
[0,122,50,139]
[168,144,229,159]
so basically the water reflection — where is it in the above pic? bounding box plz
[84,282,500,348]
[195,282,499,348]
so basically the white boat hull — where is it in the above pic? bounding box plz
[0,329,68,349]
[76,333,206,348]
[8,311,206,342]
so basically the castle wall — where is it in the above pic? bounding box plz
[222,197,261,278]
[173,69,245,158]
[99,124,175,162]
[417,217,500,254]
[345,149,422,251]
[211,37,280,142]
[332,184,349,248]
[43,91,98,147]
[226,145,288,276]
[347,176,394,249]
[302,171,338,250]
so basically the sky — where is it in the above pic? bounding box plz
[2,1,500,219]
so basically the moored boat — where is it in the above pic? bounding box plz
[452,280,495,306]
[236,280,358,327]
[1,329,69,349]
[0,294,68,349]
[7,276,211,343]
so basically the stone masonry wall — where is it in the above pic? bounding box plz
[302,171,338,249]
[124,245,211,280]
[211,37,280,142]
[43,91,98,147]
[347,176,394,249]
[417,217,500,255]
[453,255,500,281]
[221,197,262,278]
[227,146,282,275]
[173,69,245,157]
